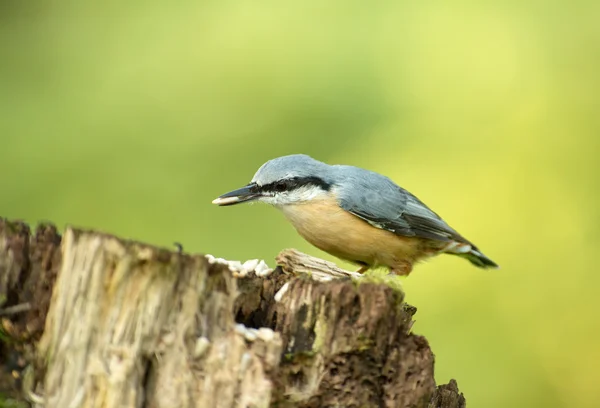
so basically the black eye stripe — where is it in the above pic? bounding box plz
[261,176,331,193]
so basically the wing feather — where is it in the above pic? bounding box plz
[335,168,470,244]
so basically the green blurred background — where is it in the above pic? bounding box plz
[1,1,599,406]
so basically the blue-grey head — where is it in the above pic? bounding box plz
[212,154,333,207]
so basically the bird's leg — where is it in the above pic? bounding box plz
[356,264,370,274]
[391,261,413,276]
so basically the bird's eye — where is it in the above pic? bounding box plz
[273,181,288,192]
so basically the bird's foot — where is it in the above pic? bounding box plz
[356,264,371,274]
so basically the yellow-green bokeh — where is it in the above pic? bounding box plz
[1,1,598,407]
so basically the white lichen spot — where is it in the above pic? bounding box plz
[244,328,258,342]
[206,255,274,278]
[257,328,275,342]
[205,254,231,265]
[242,259,259,272]
[194,336,211,358]
[234,323,261,342]
[255,260,273,277]
[235,323,248,336]
[240,352,252,374]
[274,282,290,303]
[227,260,244,272]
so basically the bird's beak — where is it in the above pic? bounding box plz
[212,183,261,206]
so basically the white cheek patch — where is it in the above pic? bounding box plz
[260,186,328,206]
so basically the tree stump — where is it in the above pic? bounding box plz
[0,217,466,408]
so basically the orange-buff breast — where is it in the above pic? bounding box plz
[279,198,430,269]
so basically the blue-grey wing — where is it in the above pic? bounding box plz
[335,168,468,243]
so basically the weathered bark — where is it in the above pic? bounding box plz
[0,217,466,408]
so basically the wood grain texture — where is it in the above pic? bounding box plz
[0,217,466,408]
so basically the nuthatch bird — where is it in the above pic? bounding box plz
[212,154,498,275]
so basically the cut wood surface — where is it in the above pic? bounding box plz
[0,217,466,408]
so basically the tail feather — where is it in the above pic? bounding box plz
[458,249,499,269]
[445,242,499,269]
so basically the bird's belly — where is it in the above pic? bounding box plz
[280,200,424,267]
